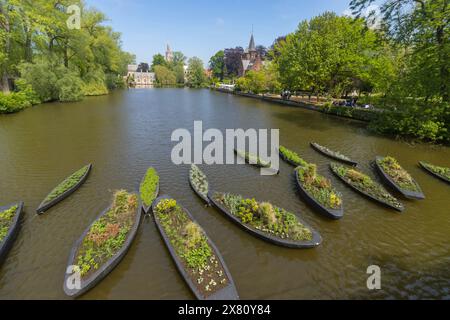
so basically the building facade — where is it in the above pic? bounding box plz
[165,44,174,63]
[127,65,155,86]
[239,33,264,77]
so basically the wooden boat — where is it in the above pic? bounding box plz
[330,163,404,212]
[208,191,322,249]
[63,197,142,298]
[294,169,344,220]
[140,168,160,214]
[0,202,24,265]
[375,157,425,200]
[152,196,239,300]
[235,148,279,174]
[311,142,358,166]
[189,164,210,205]
[419,161,450,185]
[37,164,92,214]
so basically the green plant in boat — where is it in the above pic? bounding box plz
[44,165,90,204]
[140,167,159,207]
[296,164,342,209]
[377,156,420,192]
[213,192,313,241]
[190,164,208,199]
[154,199,228,296]
[421,162,450,180]
[279,146,308,167]
[331,163,403,210]
[75,190,138,278]
[0,205,18,242]
[236,149,271,167]
[313,143,352,162]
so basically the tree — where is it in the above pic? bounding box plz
[274,12,379,98]
[173,64,185,84]
[186,57,206,88]
[0,0,133,113]
[209,50,225,80]
[137,62,150,72]
[171,51,186,67]
[224,47,244,78]
[154,65,176,85]
[350,0,449,101]
[151,54,167,71]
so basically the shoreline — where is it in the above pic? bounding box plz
[210,87,380,123]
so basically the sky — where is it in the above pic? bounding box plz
[85,0,352,66]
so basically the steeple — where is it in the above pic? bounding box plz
[165,44,173,62]
[248,33,256,52]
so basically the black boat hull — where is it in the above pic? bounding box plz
[419,162,450,185]
[37,164,92,214]
[0,202,24,265]
[63,201,142,298]
[152,196,239,300]
[311,143,358,166]
[295,171,344,219]
[208,191,322,249]
[375,157,425,200]
[330,164,404,212]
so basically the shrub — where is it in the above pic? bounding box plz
[18,61,59,102]
[57,72,84,102]
[140,167,159,207]
[0,92,32,113]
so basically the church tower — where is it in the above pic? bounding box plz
[165,44,173,62]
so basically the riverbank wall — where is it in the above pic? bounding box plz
[211,87,380,122]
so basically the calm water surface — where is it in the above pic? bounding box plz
[0,88,449,299]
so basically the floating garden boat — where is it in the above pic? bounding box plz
[295,165,344,219]
[0,202,24,265]
[311,142,358,166]
[375,156,425,199]
[63,190,141,298]
[189,164,209,204]
[152,196,239,300]
[279,146,309,167]
[140,167,160,214]
[419,161,450,185]
[235,148,279,174]
[208,191,322,248]
[36,164,92,214]
[330,163,404,212]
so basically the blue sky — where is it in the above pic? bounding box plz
[86,0,351,66]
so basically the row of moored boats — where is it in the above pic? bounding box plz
[0,142,448,299]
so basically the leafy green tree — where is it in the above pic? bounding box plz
[274,12,379,98]
[350,0,449,101]
[209,50,225,80]
[151,54,167,71]
[186,57,206,88]
[154,65,176,85]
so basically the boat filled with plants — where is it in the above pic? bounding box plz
[234,148,275,171]
[140,167,160,214]
[330,163,404,212]
[295,164,344,219]
[152,196,239,300]
[0,202,24,265]
[37,164,92,214]
[208,191,322,248]
[279,146,309,167]
[375,156,425,199]
[419,161,450,184]
[189,164,209,204]
[311,142,358,166]
[63,190,141,298]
